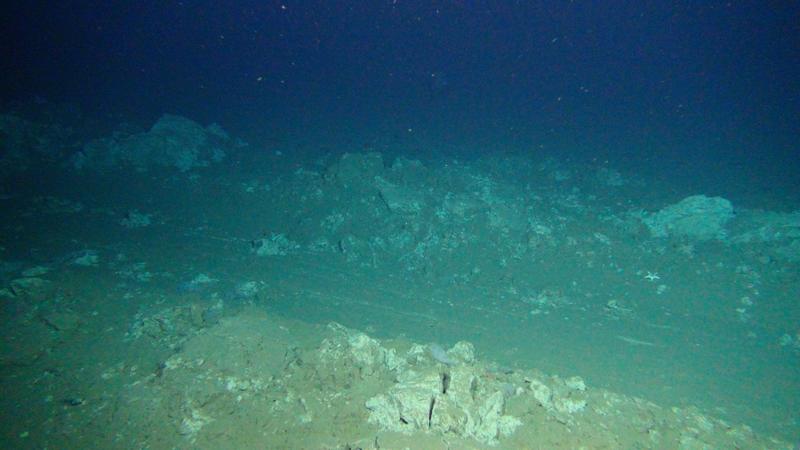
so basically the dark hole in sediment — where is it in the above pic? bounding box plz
[441,372,451,395]
[427,396,436,429]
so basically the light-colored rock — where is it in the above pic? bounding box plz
[10,277,51,300]
[21,266,50,277]
[367,364,522,445]
[375,176,423,215]
[325,152,384,188]
[449,341,476,364]
[120,210,152,228]
[317,323,406,377]
[77,114,230,172]
[251,233,298,256]
[526,374,588,416]
[643,195,734,240]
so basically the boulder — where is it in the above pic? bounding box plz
[643,195,734,240]
[75,114,229,172]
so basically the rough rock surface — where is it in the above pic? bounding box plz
[643,195,735,240]
[365,340,524,446]
[75,114,230,172]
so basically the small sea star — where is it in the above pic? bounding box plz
[644,272,660,281]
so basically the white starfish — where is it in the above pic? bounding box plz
[644,272,660,281]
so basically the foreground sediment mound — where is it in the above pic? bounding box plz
[101,311,790,449]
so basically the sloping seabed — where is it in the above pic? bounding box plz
[1,110,798,448]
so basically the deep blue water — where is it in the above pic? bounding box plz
[5,1,798,188]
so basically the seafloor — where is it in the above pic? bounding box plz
[1,109,798,449]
